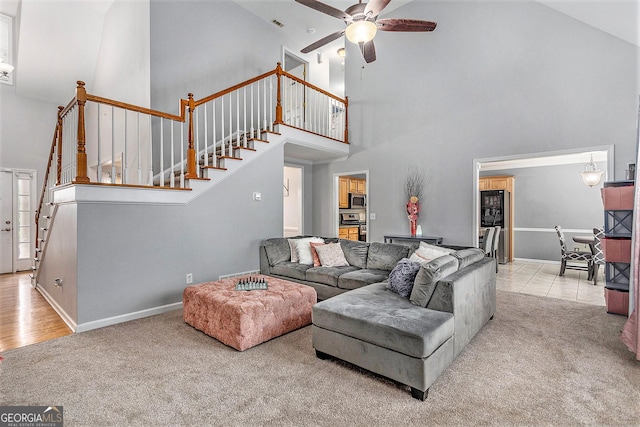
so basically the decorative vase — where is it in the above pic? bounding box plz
[407,196,420,237]
[416,225,423,237]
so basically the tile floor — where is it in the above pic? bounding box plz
[497,260,605,306]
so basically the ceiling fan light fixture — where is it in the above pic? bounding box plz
[345,20,377,44]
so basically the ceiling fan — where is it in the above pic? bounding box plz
[296,0,437,63]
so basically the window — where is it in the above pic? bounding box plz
[16,174,32,260]
[0,13,13,85]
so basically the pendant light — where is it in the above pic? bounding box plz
[580,153,604,187]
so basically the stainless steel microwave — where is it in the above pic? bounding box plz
[350,193,366,208]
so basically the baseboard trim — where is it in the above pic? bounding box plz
[513,258,560,265]
[74,302,184,333]
[36,284,77,332]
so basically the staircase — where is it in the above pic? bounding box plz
[31,63,349,295]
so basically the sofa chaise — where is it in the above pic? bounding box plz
[259,236,497,400]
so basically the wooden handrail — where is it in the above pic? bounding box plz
[35,120,61,247]
[56,106,63,185]
[194,68,278,107]
[280,68,346,104]
[86,94,187,122]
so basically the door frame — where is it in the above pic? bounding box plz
[333,170,369,241]
[0,167,37,273]
[472,145,614,247]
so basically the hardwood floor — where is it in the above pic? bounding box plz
[0,271,72,353]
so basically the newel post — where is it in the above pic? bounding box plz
[185,93,197,180]
[344,96,349,144]
[74,81,90,183]
[56,106,63,185]
[274,62,284,125]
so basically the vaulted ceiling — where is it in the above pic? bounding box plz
[2,0,638,105]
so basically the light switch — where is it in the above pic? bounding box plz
[253,192,262,201]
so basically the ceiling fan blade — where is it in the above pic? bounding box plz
[361,40,376,63]
[376,18,437,32]
[295,0,351,21]
[364,0,391,18]
[301,30,346,53]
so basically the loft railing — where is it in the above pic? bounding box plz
[34,63,347,255]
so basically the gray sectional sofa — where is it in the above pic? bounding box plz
[259,236,497,400]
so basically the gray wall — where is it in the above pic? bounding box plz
[312,1,638,246]
[481,162,606,261]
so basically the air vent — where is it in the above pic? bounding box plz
[271,19,284,28]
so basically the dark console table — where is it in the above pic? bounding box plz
[383,235,443,245]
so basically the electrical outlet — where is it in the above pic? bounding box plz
[370,213,376,220]
[186,273,193,284]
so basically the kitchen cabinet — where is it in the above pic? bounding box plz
[479,175,514,262]
[339,177,350,208]
[339,177,366,208]
[349,178,366,194]
[339,227,360,241]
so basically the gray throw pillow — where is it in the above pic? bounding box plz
[339,239,369,269]
[452,248,486,269]
[263,238,291,266]
[409,254,459,307]
[366,242,410,271]
[387,258,421,297]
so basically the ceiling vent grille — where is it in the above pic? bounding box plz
[271,19,284,28]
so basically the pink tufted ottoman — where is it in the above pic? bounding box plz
[183,275,317,351]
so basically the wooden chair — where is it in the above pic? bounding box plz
[492,225,501,272]
[554,225,593,277]
[481,227,495,256]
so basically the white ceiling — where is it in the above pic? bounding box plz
[1,0,638,105]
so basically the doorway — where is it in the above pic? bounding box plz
[334,171,369,242]
[472,146,614,260]
[282,48,308,128]
[0,168,36,273]
[283,165,303,237]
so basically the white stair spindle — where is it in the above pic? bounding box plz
[269,76,273,132]
[243,86,247,147]
[137,112,142,185]
[228,93,232,154]
[236,90,240,149]
[250,84,255,139]
[256,82,260,138]
[262,79,267,132]
[123,111,128,184]
[170,120,175,187]
[159,118,164,187]
[97,104,102,183]
[221,96,225,157]
[180,122,185,188]
[203,103,208,167]
[111,106,116,184]
[212,100,217,165]
[195,109,200,178]
[148,115,153,186]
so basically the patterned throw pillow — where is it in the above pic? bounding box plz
[315,243,349,267]
[387,258,421,298]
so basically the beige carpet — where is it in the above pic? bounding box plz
[1,291,638,426]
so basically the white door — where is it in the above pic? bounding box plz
[0,170,13,273]
[0,169,36,274]
[283,166,303,237]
